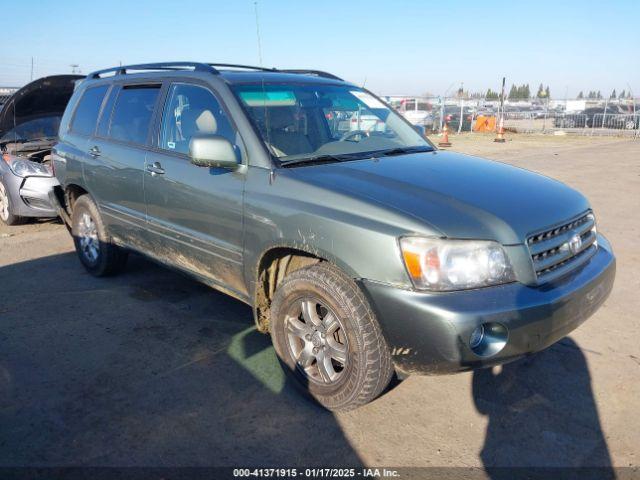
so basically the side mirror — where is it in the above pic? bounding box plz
[413,124,426,137]
[189,134,238,169]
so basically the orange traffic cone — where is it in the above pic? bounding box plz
[438,123,452,147]
[494,117,506,143]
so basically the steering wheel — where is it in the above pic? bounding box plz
[340,130,371,142]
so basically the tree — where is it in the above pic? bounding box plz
[545,86,551,99]
[508,84,517,100]
[485,88,499,100]
[536,83,545,98]
[619,90,626,99]
[578,91,584,99]
[610,89,617,99]
[597,91,602,99]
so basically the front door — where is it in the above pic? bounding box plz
[143,82,247,299]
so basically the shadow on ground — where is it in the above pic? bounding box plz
[473,337,613,478]
[0,253,361,466]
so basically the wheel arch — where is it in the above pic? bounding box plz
[253,243,361,334]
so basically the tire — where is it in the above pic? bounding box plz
[71,194,128,276]
[270,262,393,411]
[0,180,26,226]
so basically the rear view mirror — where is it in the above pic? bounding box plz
[189,134,238,169]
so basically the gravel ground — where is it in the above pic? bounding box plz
[0,134,638,473]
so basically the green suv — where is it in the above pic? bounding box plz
[51,62,615,411]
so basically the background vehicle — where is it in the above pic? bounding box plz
[0,75,82,225]
[52,62,615,412]
[434,105,474,131]
[396,98,435,129]
[601,112,639,130]
[553,105,622,128]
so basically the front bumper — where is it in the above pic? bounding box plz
[360,234,616,376]
[1,170,59,218]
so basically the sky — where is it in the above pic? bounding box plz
[2,0,639,98]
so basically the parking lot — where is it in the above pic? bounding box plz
[0,134,638,471]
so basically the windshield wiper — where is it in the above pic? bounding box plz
[377,146,434,157]
[280,153,371,168]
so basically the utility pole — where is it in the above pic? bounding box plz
[30,57,34,81]
[70,64,79,74]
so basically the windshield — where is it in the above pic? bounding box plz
[232,84,432,163]
[0,116,61,144]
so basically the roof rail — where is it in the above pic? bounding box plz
[87,62,344,82]
[279,69,343,81]
[88,62,219,79]
[208,63,277,72]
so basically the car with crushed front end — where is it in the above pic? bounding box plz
[0,75,83,225]
[51,62,616,411]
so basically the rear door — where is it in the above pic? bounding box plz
[143,81,247,298]
[58,84,110,197]
[85,83,161,245]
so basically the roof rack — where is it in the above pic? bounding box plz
[88,62,218,79]
[208,63,277,72]
[279,69,343,81]
[88,62,344,82]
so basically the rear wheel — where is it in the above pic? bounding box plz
[270,263,393,411]
[71,195,128,276]
[0,180,25,226]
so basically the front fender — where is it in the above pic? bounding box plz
[242,167,426,299]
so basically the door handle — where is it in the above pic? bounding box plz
[88,146,101,157]
[146,162,165,176]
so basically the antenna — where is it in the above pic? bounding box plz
[254,1,264,67]
[30,57,34,81]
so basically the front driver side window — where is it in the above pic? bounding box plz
[160,83,236,156]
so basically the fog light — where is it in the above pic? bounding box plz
[469,322,508,357]
[469,325,485,349]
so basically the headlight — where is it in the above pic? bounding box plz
[9,159,53,178]
[399,237,515,291]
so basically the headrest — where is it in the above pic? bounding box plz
[181,108,217,139]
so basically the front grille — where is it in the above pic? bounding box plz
[527,212,598,283]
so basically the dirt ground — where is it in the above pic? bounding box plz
[0,134,638,473]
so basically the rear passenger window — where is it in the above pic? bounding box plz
[70,85,108,136]
[109,86,160,145]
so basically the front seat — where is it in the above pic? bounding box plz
[181,108,218,139]
[267,108,313,156]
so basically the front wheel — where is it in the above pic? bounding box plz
[0,180,25,226]
[71,195,128,276]
[270,263,393,411]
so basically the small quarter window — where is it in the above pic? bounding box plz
[96,87,118,138]
[70,85,108,136]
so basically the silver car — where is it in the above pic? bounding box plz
[0,75,82,225]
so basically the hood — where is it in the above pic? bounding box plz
[283,151,590,245]
[0,75,84,139]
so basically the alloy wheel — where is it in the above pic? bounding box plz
[285,298,348,384]
[78,212,99,263]
[0,182,9,222]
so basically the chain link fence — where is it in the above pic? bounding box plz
[385,96,640,138]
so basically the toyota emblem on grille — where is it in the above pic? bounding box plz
[568,234,582,254]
